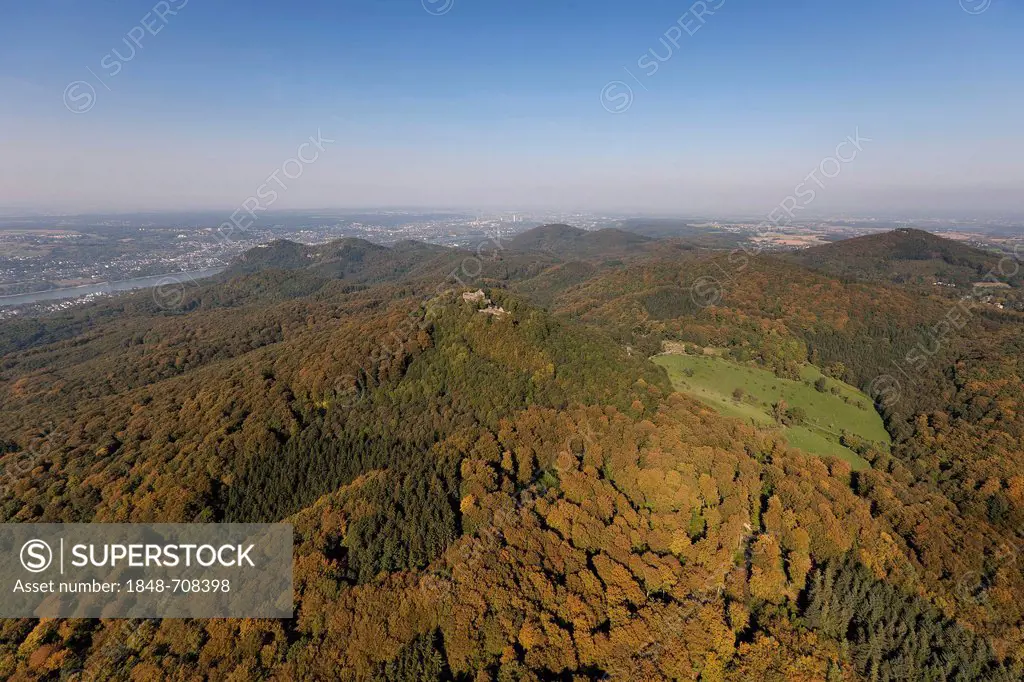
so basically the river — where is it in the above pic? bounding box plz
[0,267,226,307]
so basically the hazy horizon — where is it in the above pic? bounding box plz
[1,203,1023,224]
[2,0,1022,216]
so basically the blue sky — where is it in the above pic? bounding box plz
[0,0,1021,214]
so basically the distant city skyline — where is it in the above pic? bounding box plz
[1,0,1022,215]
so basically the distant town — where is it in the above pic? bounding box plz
[3,209,1023,319]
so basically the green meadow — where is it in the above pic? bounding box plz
[653,354,891,470]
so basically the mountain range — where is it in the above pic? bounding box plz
[1,225,1022,680]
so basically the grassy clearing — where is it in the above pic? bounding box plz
[653,354,891,470]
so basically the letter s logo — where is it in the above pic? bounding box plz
[63,81,96,114]
[21,539,53,573]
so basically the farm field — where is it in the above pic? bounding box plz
[653,354,891,470]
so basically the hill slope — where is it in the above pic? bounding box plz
[508,223,653,256]
[2,233,1024,679]
[654,353,890,470]
[786,228,1018,286]
[227,237,460,283]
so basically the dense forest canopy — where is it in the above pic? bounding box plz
[1,226,1023,680]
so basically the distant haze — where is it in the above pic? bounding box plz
[1,0,1022,216]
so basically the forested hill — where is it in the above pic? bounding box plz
[786,227,1021,286]
[1,227,1024,679]
[507,223,653,256]
[226,237,459,282]
[226,225,656,283]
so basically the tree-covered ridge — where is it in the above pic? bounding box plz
[3,229,1024,679]
[506,224,654,257]
[14,396,1006,679]
[534,248,1024,658]
[0,281,667,526]
[786,228,1024,288]
[805,559,1017,681]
